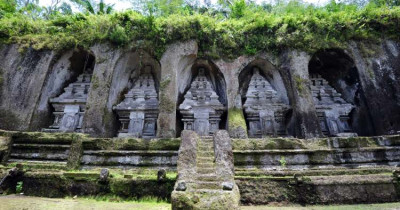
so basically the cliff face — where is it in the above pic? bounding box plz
[348,40,400,136]
[0,39,399,138]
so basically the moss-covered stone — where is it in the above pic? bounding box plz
[171,185,241,210]
[232,138,306,150]
[67,136,84,170]
[0,136,12,164]
[228,108,248,138]
[82,137,180,151]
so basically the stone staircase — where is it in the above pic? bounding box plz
[8,138,71,164]
[195,136,220,191]
[172,130,240,210]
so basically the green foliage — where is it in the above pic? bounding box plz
[0,1,399,58]
[71,0,114,15]
[279,156,287,168]
[230,0,247,18]
[16,181,23,193]
[0,0,17,18]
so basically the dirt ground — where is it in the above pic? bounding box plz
[2,195,400,210]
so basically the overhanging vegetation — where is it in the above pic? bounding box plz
[0,1,399,58]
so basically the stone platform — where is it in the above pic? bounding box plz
[1,130,400,206]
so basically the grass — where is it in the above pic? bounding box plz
[1,195,400,210]
[242,203,400,210]
[0,195,171,210]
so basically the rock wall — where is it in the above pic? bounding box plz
[0,39,399,138]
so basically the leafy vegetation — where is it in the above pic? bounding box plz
[0,0,399,58]
[16,181,23,193]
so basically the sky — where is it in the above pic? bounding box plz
[38,0,332,11]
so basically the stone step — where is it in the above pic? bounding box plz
[197,167,216,174]
[10,152,69,161]
[12,144,70,150]
[197,159,213,164]
[200,140,213,144]
[197,162,214,168]
[197,174,219,182]
[195,181,221,190]
[197,151,214,156]
[8,159,68,164]
[197,157,214,162]
[198,144,213,149]
[12,138,73,145]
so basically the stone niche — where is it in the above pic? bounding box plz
[43,72,92,132]
[113,65,159,138]
[309,49,374,136]
[243,68,291,137]
[178,68,226,136]
[239,59,292,138]
[310,74,355,136]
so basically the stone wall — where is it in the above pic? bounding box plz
[233,135,400,170]
[0,39,399,138]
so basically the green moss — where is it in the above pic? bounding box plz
[1,4,399,59]
[82,137,180,151]
[159,77,174,113]
[67,136,84,170]
[233,138,306,150]
[294,75,307,96]
[228,108,247,132]
[91,75,100,89]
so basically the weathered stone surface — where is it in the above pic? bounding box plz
[99,168,109,182]
[178,69,225,136]
[279,50,322,138]
[0,45,55,131]
[310,74,355,136]
[214,130,234,181]
[176,130,199,182]
[82,44,123,137]
[244,68,291,137]
[113,66,159,138]
[171,186,240,210]
[222,182,234,191]
[158,41,198,138]
[348,40,400,136]
[44,73,92,132]
[0,39,399,139]
[228,126,247,139]
[175,181,186,191]
[157,169,166,182]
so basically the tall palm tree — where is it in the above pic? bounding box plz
[72,0,113,15]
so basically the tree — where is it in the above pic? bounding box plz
[131,0,188,16]
[0,0,17,17]
[16,0,43,19]
[42,0,73,18]
[71,0,114,15]
[218,0,249,18]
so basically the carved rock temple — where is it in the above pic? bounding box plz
[243,69,290,137]
[178,68,226,136]
[113,66,159,138]
[1,40,400,208]
[310,74,355,136]
[43,72,92,132]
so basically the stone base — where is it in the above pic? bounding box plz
[334,132,358,137]
[117,133,154,139]
[171,185,240,210]
[41,128,82,133]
